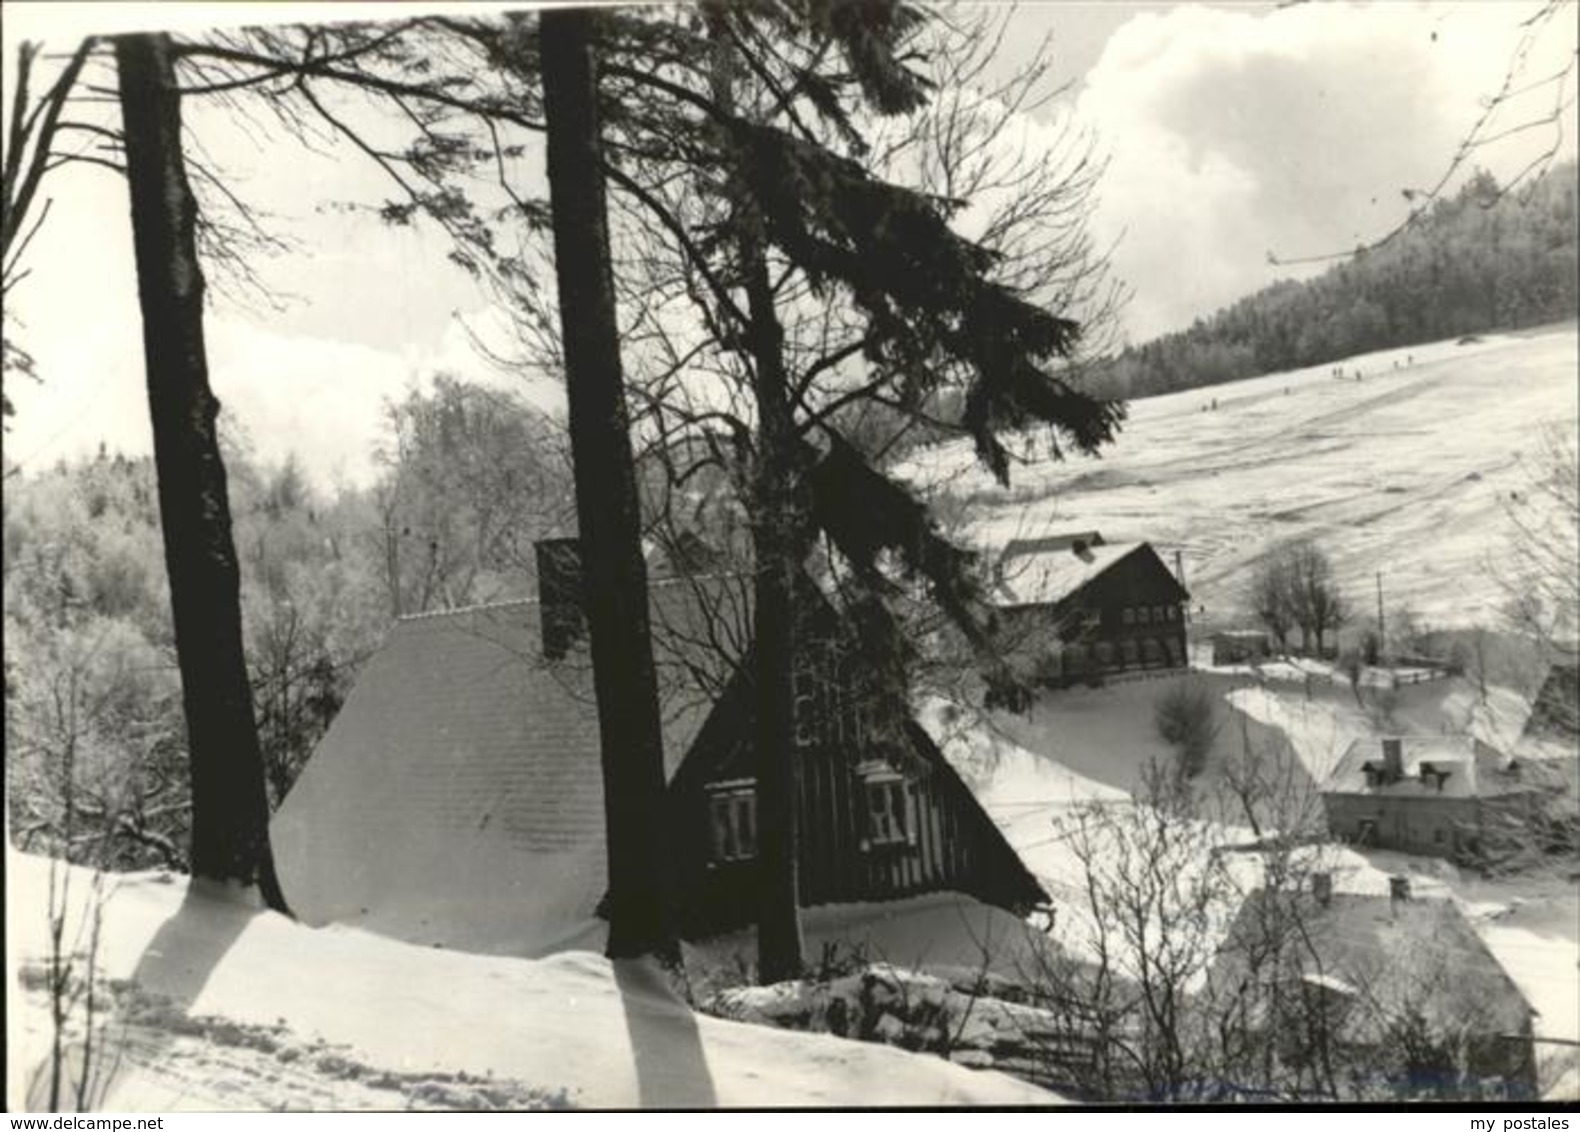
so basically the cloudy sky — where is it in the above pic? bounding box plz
[3,1,1575,488]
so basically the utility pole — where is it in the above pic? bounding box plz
[1376,570,1386,660]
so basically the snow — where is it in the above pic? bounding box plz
[900,324,1579,631]
[922,669,1578,1098]
[683,890,1069,997]
[6,851,1061,1110]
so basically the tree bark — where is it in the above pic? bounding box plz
[744,251,807,985]
[540,9,677,963]
[706,25,806,984]
[115,33,286,911]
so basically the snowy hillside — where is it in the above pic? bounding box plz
[902,324,1578,629]
[6,852,1061,1110]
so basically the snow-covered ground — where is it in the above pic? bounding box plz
[5,851,1061,1111]
[902,324,1578,630]
[928,670,1579,1099]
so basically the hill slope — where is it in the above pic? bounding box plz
[907,324,1577,631]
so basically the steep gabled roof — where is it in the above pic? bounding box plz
[1325,735,1535,799]
[991,539,1188,609]
[272,568,1051,956]
[271,578,742,957]
[1215,888,1534,1040]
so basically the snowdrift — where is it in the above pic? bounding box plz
[6,851,1061,1110]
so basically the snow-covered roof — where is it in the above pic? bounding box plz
[1215,887,1535,1040]
[991,540,1146,608]
[1325,734,1534,799]
[271,578,744,958]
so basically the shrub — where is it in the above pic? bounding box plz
[1153,679,1221,779]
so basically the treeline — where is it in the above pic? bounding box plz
[3,378,572,870]
[1095,164,1578,399]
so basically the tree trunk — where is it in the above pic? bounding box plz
[744,261,806,985]
[115,33,286,911]
[540,9,677,964]
[706,24,805,984]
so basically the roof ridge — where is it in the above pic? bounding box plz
[397,598,540,623]
[395,570,755,624]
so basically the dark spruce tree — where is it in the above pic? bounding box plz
[601,2,1125,981]
[114,32,287,911]
[540,9,678,964]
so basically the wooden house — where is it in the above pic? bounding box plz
[1208,874,1537,1098]
[271,539,1047,956]
[991,531,1191,684]
[1321,735,1548,864]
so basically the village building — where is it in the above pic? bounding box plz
[271,539,1048,957]
[1210,629,1272,666]
[990,531,1191,684]
[1208,874,1538,1098]
[1321,735,1549,864]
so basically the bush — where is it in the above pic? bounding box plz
[1153,679,1220,779]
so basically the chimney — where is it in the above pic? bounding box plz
[535,537,584,660]
[1388,875,1410,907]
[1071,538,1093,561]
[1381,737,1403,782]
[1311,871,1333,908]
[1173,548,1187,590]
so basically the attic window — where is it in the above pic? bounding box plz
[1122,607,1135,626]
[861,770,913,850]
[708,781,757,863]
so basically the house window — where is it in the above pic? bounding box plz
[1138,605,1151,624]
[792,660,818,748]
[708,782,757,862]
[1122,639,1139,668]
[862,770,912,849]
[1152,605,1165,623]
[1142,637,1163,666]
[1122,606,1135,625]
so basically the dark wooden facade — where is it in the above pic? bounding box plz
[1001,543,1191,683]
[661,603,1048,939]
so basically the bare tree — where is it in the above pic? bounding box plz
[2,37,99,425]
[1271,0,1578,267]
[1287,541,1347,656]
[1249,540,1347,656]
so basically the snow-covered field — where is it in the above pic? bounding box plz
[5,851,1060,1111]
[903,324,1579,629]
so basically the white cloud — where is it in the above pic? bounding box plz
[1077,1,1579,341]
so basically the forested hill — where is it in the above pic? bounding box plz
[1095,163,1578,399]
